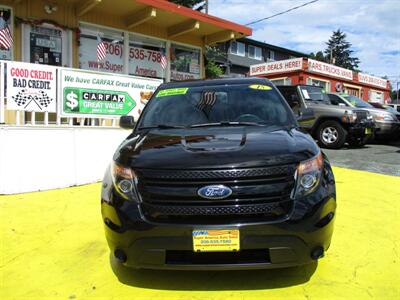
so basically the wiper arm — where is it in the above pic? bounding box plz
[138,124,185,130]
[189,121,267,128]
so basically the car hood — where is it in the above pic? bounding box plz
[114,127,320,169]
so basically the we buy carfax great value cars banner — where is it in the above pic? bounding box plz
[59,68,162,119]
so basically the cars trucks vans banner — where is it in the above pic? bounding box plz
[307,58,353,81]
[59,68,162,119]
[6,61,57,112]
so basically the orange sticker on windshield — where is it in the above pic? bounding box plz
[248,84,272,90]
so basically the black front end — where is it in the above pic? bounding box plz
[101,129,336,270]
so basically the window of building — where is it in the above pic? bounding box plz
[307,77,331,92]
[230,41,245,56]
[248,45,262,60]
[270,78,291,86]
[79,23,124,73]
[129,34,166,79]
[267,50,275,61]
[170,44,201,81]
[0,6,13,60]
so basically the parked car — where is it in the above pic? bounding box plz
[101,78,336,270]
[369,102,400,121]
[327,93,400,141]
[277,85,374,148]
[387,103,400,113]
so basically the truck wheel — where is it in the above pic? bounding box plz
[317,121,347,149]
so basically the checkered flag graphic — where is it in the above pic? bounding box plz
[12,90,29,107]
[37,91,52,108]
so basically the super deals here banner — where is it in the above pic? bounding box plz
[59,69,162,119]
[6,61,57,112]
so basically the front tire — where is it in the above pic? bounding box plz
[317,120,347,149]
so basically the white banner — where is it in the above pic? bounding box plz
[358,73,387,89]
[59,68,162,119]
[307,59,353,81]
[250,58,303,76]
[6,61,57,112]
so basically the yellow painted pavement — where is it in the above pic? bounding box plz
[0,167,399,300]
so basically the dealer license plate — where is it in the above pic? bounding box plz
[365,128,372,135]
[192,229,240,252]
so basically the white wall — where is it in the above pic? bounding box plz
[0,127,130,194]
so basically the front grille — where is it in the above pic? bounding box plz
[355,110,368,121]
[136,165,296,224]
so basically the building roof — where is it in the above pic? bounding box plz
[239,38,308,57]
[73,0,252,45]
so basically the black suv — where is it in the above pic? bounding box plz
[101,78,336,270]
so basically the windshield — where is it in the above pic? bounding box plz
[300,86,330,102]
[343,95,373,108]
[138,84,296,129]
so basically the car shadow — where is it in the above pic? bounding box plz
[109,255,318,291]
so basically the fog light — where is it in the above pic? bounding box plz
[300,174,317,189]
[114,249,127,263]
[118,179,133,193]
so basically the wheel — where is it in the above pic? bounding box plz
[317,120,347,149]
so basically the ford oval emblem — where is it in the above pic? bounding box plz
[197,185,232,200]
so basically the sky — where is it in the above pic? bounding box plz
[208,0,400,88]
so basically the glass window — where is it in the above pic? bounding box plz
[248,45,262,60]
[0,7,13,60]
[267,50,275,61]
[79,23,124,73]
[307,78,331,92]
[271,78,291,86]
[328,94,345,106]
[230,41,245,56]
[129,34,166,79]
[343,95,373,108]
[301,86,331,102]
[30,26,62,66]
[139,84,295,128]
[170,44,201,81]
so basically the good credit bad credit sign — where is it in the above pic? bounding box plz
[60,69,162,118]
[250,58,303,76]
[6,61,57,112]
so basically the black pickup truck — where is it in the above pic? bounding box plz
[277,85,374,148]
[101,78,336,271]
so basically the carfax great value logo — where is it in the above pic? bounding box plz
[63,87,136,115]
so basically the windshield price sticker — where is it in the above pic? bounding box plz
[302,89,311,99]
[248,84,272,90]
[156,88,189,97]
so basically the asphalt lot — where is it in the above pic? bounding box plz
[324,140,400,176]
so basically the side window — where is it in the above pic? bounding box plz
[328,94,341,105]
[279,88,300,112]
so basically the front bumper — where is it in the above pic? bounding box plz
[374,121,400,138]
[101,164,336,270]
[346,121,375,141]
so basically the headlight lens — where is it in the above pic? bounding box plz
[111,161,138,201]
[341,110,357,123]
[374,113,395,121]
[293,152,323,199]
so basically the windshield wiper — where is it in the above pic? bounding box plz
[189,121,267,128]
[138,124,185,130]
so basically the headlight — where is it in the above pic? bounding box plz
[292,152,323,199]
[341,110,357,123]
[111,161,138,201]
[373,113,395,121]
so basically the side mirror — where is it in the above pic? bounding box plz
[119,116,135,129]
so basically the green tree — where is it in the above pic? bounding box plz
[204,46,225,79]
[324,29,360,70]
[169,0,204,8]
[309,51,326,62]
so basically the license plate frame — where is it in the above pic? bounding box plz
[192,229,240,252]
[365,128,372,135]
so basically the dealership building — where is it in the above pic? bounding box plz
[0,0,251,194]
[250,57,391,103]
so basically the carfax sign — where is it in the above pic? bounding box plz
[59,68,162,119]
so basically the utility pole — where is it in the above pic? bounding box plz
[205,0,208,13]
[397,81,399,103]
